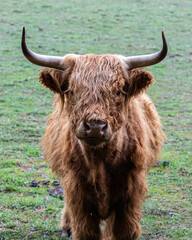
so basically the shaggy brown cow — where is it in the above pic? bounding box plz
[21,27,168,240]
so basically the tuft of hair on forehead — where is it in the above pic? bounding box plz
[71,54,128,87]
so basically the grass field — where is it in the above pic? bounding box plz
[0,0,191,239]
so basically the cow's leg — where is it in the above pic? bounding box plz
[70,207,101,240]
[111,203,141,240]
[111,173,147,240]
[64,184,102,239]
[103,212,115,240]
[59,204,71,238]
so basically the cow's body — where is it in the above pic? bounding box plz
[21,29,167,240]
[40,55,165,240]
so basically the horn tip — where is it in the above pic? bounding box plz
[161,31,165,39]
[22,27,25,35]
[21,27,27,56]
[22,27,26,41]
[161,31,168,54]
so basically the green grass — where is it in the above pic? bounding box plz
[0,0,191,239]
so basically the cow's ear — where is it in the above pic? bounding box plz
[38,68,71,93]
[128,69,154,97]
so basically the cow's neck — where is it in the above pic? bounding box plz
[80,144,109,217]
[83,145,107,164]
[78,129,126,218]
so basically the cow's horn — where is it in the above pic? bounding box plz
[21,27,66,70]
[121,31,168,70]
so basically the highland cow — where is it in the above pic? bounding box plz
[22,27,168,240]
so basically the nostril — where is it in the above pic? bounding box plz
[100,123,108,134]
[84,122,91,133]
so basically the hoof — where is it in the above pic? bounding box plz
[61,229,72,239]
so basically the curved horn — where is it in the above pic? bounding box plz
[21,27,65,70]
[121,31,168,70]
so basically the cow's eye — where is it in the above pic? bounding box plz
[70,90,74,95]
[116,90,121,96]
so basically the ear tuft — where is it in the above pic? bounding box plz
[39,69,61,93]
[128,69,154,97]
[39,68,72,94]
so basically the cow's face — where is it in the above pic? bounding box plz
[39,54,153,147]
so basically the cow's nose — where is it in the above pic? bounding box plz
[83,121,109,138]
[76,121,112,145]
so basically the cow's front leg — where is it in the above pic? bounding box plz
[110,171,147,240]
[69,207,101,240]
[60,204,72,238]
[64,185,102,239]
[103,211,115,240]
[111,202,142,240]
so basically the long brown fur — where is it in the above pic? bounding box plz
[39,54,165,240]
